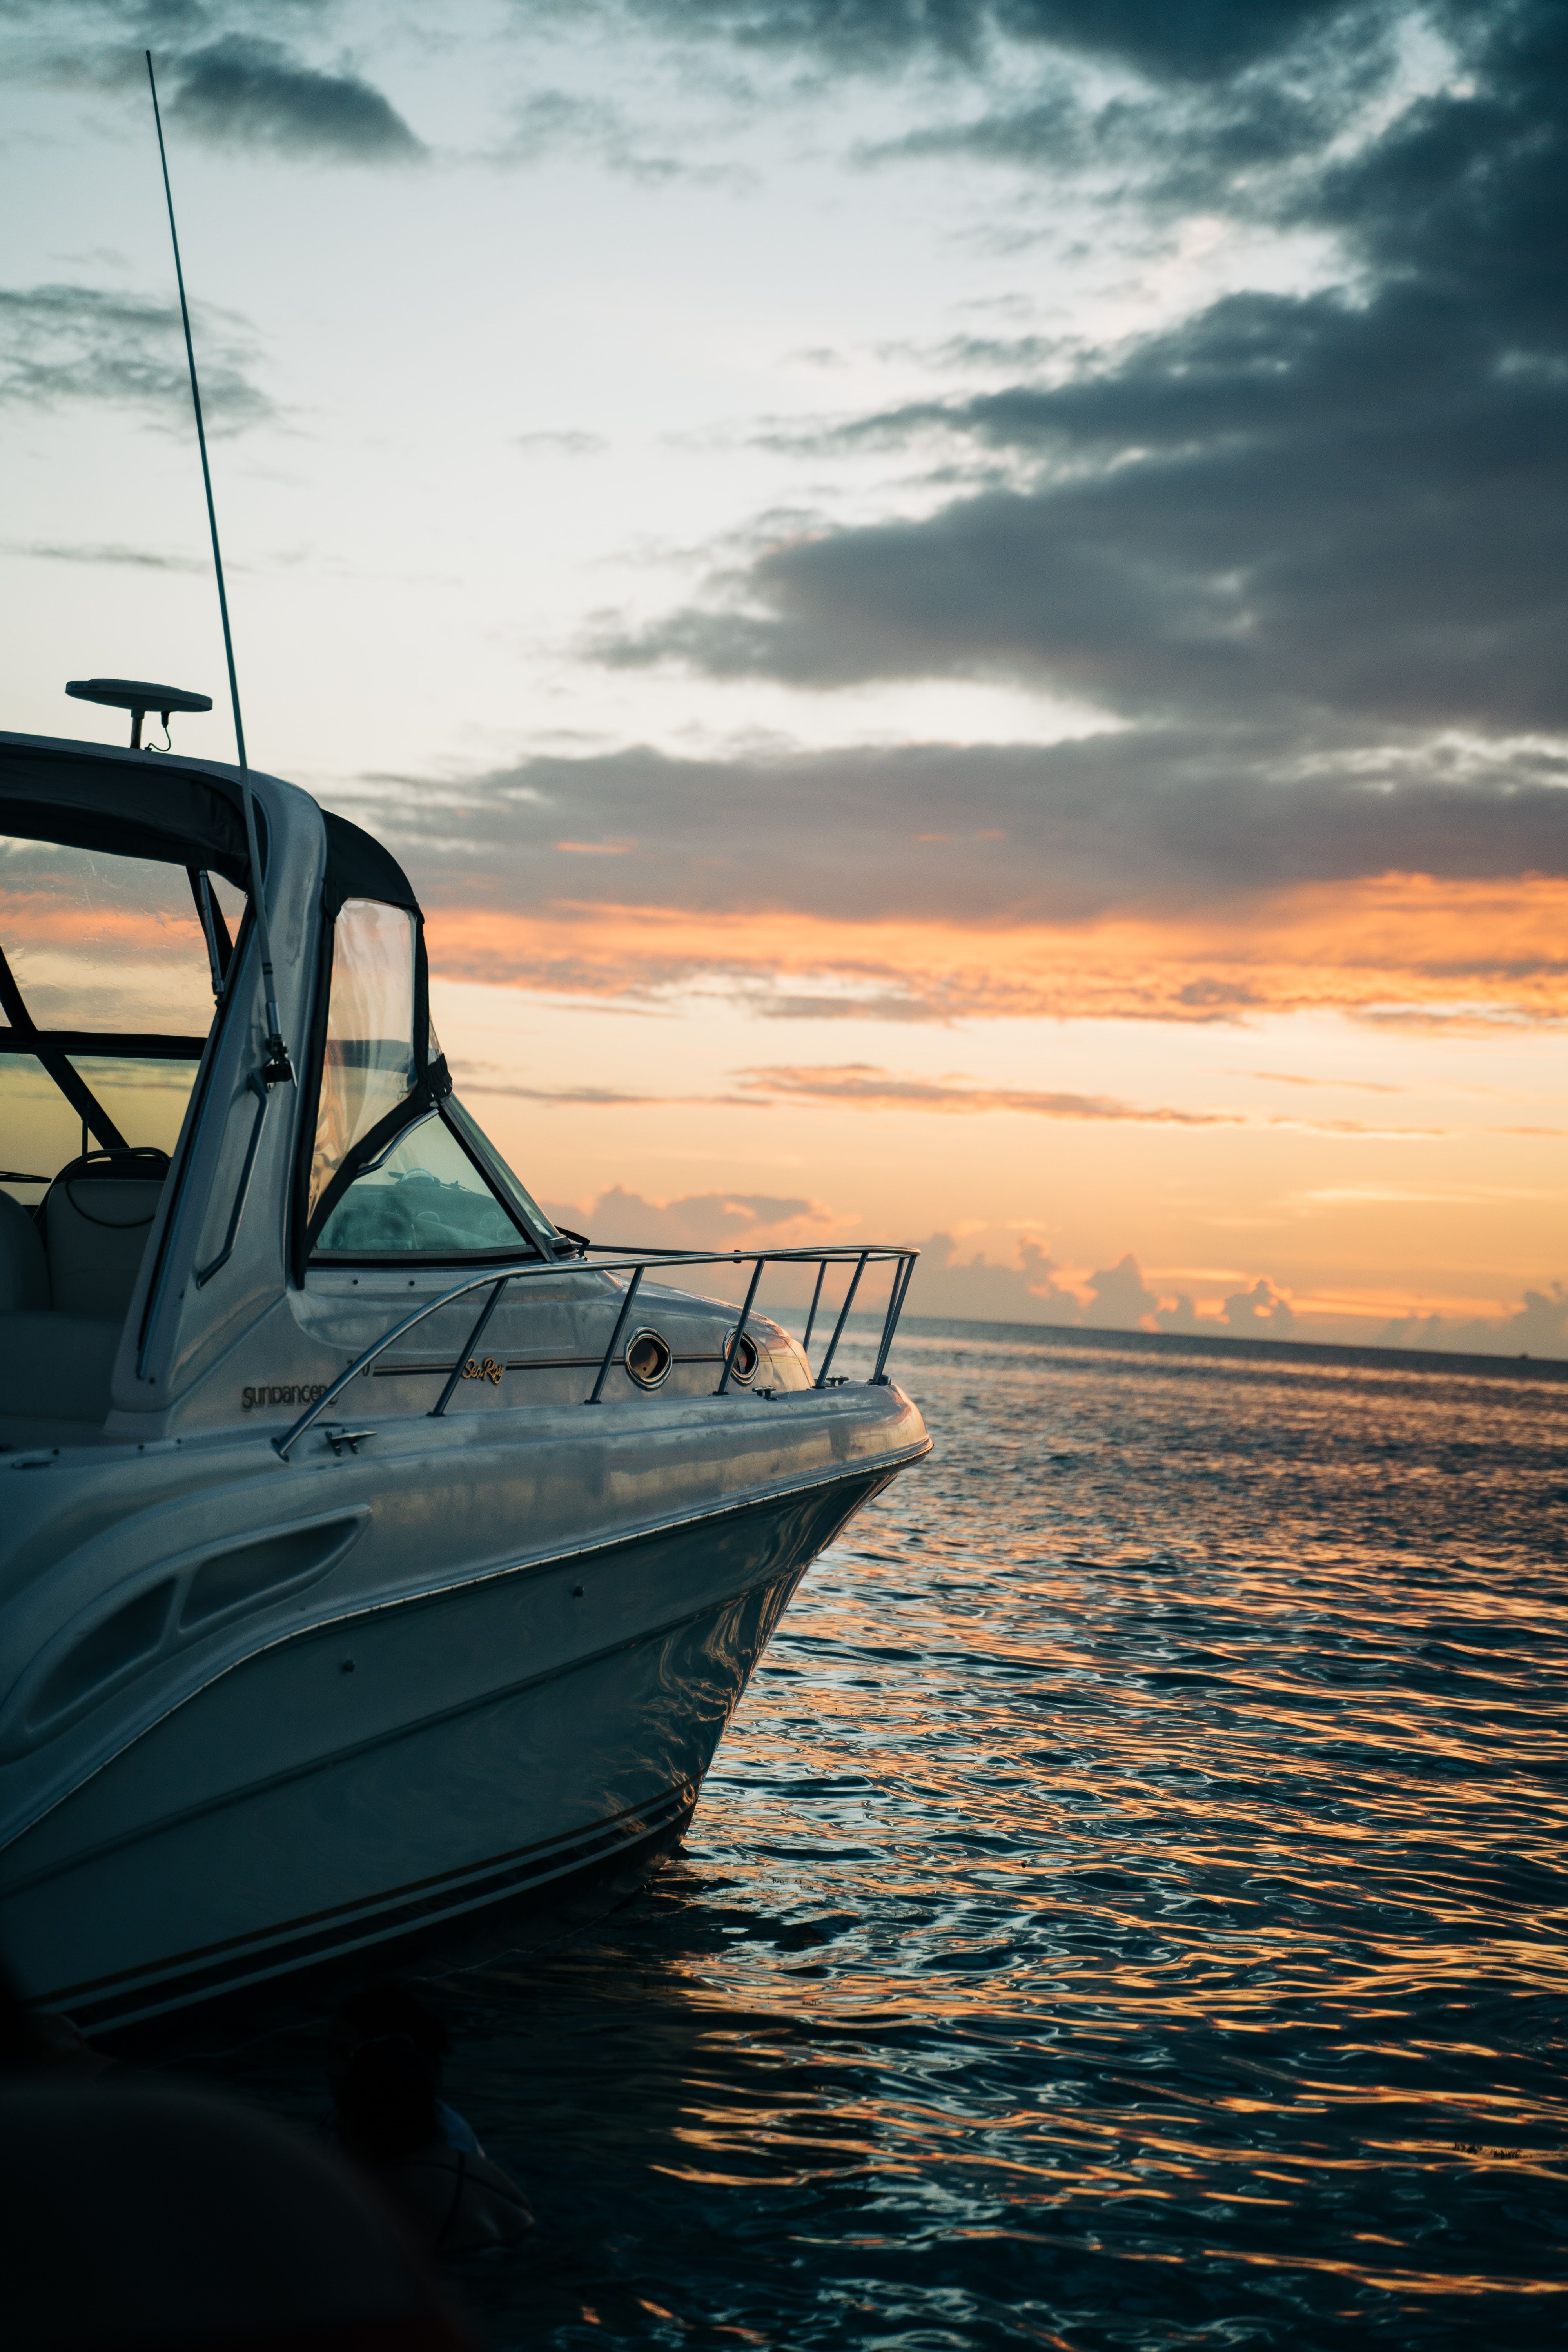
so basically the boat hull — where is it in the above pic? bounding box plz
[0,1461,894,2029]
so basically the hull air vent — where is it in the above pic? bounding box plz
[179,1519,364,1631]
[2,1510,368,1756]
[28,1580,175,1732]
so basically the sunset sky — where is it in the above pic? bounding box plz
[4,0,1564,1350]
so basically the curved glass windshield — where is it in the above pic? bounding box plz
[314,1112,534,1258]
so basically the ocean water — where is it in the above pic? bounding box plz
[200,1322,1568,2348]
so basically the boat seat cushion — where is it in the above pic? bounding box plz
[44,1178,164,1319]
[0,1192,49,1313]
[0,1312,123,1424]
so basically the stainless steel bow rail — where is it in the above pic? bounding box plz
[273,1243,918,1461]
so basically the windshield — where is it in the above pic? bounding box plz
[313,1109,537,1259]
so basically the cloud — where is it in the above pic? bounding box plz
[607,0,1368,81]
[0,283,271,427]
[851,29,1396,216]
[904,1237,1304,1336]
[415,870,1568,1034]
[447,1056,750,1108]
[449,1045,1451,1128]
[599,261,1568,734]
[906,1232,1087,1322]
[1154,1275,1296,1336]
[376,735,1568,936]
[539,1183,842,1252]
[494,87,748,185]
[330,0,1568,1039]
[379,725,1568,1029]
[736,1061,1234,1123]
[588,4,1568,779]
[731,1062,1445,1133]
[1242,1069,1402,1094]
[1380,1281,1568,1359]
[753,989,953,1022]
[168,37,423,163]
[5,540,207,572]
[514,430,608,456]
[1082,1250,1161,1328]
[1218,1275,1298,1336]
[494,1189,1568,1357]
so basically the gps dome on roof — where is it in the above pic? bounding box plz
[65,678,213,751]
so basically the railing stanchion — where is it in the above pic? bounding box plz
[870,1252,914,1385]
[814,1251,868,1387]
[586,1265,643,1404]
[716,1256,766,1395]
[800,1259,826,1367]
[430,1276,508,1417]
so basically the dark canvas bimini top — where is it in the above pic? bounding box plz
[0,735,422,918]
[0,737,259,886]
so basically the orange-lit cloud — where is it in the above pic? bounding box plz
[424,873,1568,1028]
[452,1051,1471,1138]
[736,1064,1231,1121]
[0,889,205,953]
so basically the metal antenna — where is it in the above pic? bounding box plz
[146,51,292,1087]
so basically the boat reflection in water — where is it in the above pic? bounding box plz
[0,720,928,2030]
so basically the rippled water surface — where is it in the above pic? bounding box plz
[203,1325,1568,2347]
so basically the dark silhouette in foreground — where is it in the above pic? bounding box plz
[334,2020,535,2257]
[1,1963,477,2352]
[329,1982,482,2154]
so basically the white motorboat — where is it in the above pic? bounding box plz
[0,718,928,2029]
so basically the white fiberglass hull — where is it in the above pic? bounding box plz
[0,1390,925,2030]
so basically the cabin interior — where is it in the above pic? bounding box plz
[0,828,230,1433]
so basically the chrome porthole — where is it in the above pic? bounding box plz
[624,1327,672,1389]
[722,1328,760,1385]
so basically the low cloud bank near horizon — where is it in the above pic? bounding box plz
[538,1186,1568,1363]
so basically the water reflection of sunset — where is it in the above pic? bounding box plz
[195,1333,1568,2344]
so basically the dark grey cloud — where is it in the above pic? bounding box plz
[367,728,1568,933]
[0,283,271,427]
[3,10,419,163]
[852,44,1386,211]
[597,4,1568,744]
[606,0,1367,81]
[167,35,422,162]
